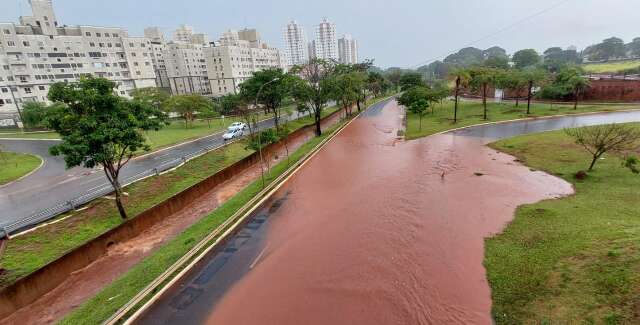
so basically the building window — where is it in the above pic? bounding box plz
[38,86,46,91]
[1,88,7,93]
[23,41,30,46]
[105,33,110,37]
[7,41,16,46]
[24,87,32,94]
[96,33,102,37]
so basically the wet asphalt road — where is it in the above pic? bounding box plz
[0,112,311,229]
[135,103,640,325]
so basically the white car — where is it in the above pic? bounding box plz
[227,122,248,132]
[222,128,244,141]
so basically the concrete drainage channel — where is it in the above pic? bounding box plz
[104,98,393,325]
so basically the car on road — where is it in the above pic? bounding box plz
[228,122,247,131]
[222,128,244,141]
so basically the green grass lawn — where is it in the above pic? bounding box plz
[582,60,640,74]
[0,152,42,185]
[59,108,356,325]
[485,125,640,324]
[405,100,637,139]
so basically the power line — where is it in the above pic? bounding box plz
[409,0,574,69]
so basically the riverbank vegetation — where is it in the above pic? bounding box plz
[485,124,640,324]
[0,151,41,185]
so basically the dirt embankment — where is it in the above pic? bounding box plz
[0,112,342,325]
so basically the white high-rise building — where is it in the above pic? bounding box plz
[283,20,308,67]
[0,0,156,119]
[313,18,338,61]
[338,34,358,64]
[204,29,286,97]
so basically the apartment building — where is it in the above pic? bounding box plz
[165,42,211,96]
[338,34,358,64]
[205,29,285,97]
[313,18,338,61]
[283,20,308,67]
[0,0,156,116]
[144,27,170,90]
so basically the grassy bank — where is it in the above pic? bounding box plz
[582,60,640,74]
[485,124,640,324]
[59,107,358,324]
[0,106,339,289]
[405,100,636,140]
[0,152,42,185]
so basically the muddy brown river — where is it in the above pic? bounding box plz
[136,100,640,325]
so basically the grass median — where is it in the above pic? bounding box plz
[58,106,359,325]
[405,100,637,140]
[485,124,640,324]
[0,106,338,289]
[0,152,42,185]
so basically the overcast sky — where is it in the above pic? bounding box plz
[1,0,639,68]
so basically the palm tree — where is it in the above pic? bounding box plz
[448,68,470,123]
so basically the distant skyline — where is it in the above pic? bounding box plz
[2,0,639,68]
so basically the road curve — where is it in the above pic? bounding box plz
[0,112,311,230]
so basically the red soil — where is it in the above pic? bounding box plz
[205,101,573,325]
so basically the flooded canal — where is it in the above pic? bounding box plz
[136,100,640,325]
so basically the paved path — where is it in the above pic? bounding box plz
[0,111,314,230]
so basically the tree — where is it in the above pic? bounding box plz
[218,93,243,115]
[584,37,627,61]
[444,47,485,67]
[398,86,432,131]
[131,87,170,111]
[495,70,527,107]
[399,72,425,91]
[385,68,403,92]
[484,55,510,69]
[164,94,212,128]
[290,58,336,136]
[469,67,497,120]
[555,67,590,109]
[512,49,541,69]
[521,68,549,114]
[483,46,508,60]
[448,68,470,123]
[627,37,640,58]
[199,101,221,128]
[565,124,640,171]
[367,71,388,97]
[239,68,292,130]
[330,70,363,117]
[21,102,49,129]
[45,77,166,219]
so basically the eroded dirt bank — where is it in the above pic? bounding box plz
[204,101,573,324]
[0,113,340,325]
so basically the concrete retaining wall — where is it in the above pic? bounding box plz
[0,110,342,319]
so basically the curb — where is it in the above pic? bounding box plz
[103,98,392,325]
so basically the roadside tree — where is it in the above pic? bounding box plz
[46,77,166,219]
[448,68,470,123]
[290,58,336,136]
[565,123,640,171]
[469,66,498,120]
[239,68,293,130]
[399,72,425,91]
[164,94,212,128]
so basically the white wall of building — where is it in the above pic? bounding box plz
[283,20,308,67]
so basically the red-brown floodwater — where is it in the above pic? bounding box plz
[198,100,573,324]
